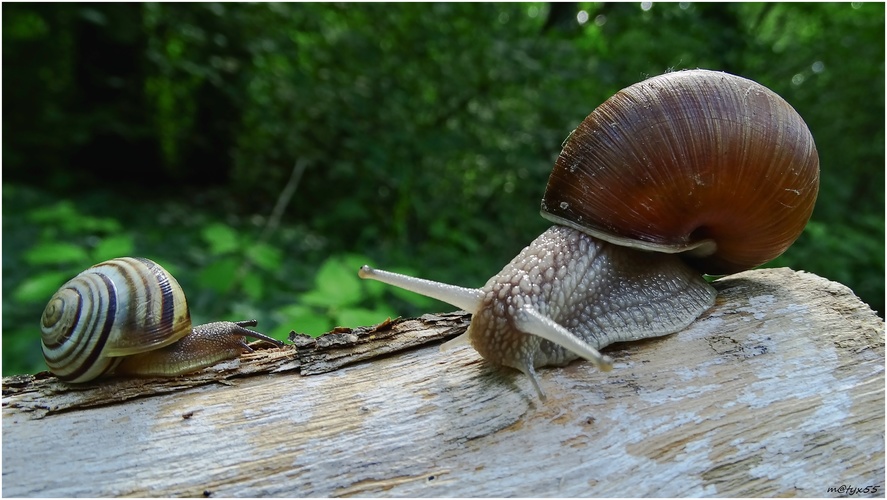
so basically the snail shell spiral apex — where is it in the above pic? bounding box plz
[541,69,820,274]
[41,257,194,382]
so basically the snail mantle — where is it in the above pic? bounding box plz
[3,268,884,497]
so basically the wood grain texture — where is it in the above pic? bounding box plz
[3,268,884,497]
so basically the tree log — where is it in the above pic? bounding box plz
[2,268,884,497]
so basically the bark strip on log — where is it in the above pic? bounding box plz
[2,268,884,497]
[2,312,472,417]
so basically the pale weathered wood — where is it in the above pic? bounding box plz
[2,268,884,497]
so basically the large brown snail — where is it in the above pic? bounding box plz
[359,69,820,399]
[40,257,283,383]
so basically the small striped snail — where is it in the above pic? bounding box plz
[40,257,283,383]
[360,69,820,399]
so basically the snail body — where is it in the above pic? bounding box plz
[359,69,819,399]
[40,257,282,383]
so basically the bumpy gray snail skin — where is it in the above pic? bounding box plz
[359,69,820,400]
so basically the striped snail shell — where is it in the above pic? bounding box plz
[40,257,282,383]
[359,69,820,399]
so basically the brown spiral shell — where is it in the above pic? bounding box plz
[40,257,192,382]
[541,69,820,275]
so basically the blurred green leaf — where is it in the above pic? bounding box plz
[359,273,391,300]
[196,257,239,294]
[2,329,44,377]
[245,242,282,272]
[13,270,71,303]
[201,223,240,255]
[336,306,398,328]
[338,254,390,300]
[23,242,90,265]
[28,200,79,224]
[241,271,264,301]
[302,256,362,308]
[299,289,332,308]
[92,234,136,261]
[273,304,331,337]
[338,253,375,273]
[28,201,122,234]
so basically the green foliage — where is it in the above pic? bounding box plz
[1,185,432,376]
[2,3,884,377]
[273,254,409,339]
[14,198,132,305]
